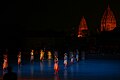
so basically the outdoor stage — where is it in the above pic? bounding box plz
[0,59,120,80]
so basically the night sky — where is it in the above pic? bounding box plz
[0,0,120,47]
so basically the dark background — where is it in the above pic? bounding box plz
[0,0,120,64]
[0,0,120,48]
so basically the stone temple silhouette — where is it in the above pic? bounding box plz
[77,5,117,38]
[101,5,116,31]
[78,16,88,37]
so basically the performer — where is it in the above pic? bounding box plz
[64,53,68,68]
[81,51,85,60]
[17,51,21,66]
[48,51,52,60]
[54,55,59,74]
[76,49,79,62]
[70,52,74,64]
[3,54,8,71]
[40,49,44,61]
[30,49,34,63]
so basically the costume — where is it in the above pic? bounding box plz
[64,53,68,67]
[18,51,21,65]
[70,52,74,63]
[48,51,52,60]
[76,49,79,62]
[81,51,85,60]
[30,50,34,62]
[40,50,44,61]
[54,56,59,74]
[3,54,8,70]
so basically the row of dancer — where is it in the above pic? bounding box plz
[3,49,82,74]
[30,49,52,62]
[2,49,53,71]
[54,50,80,74]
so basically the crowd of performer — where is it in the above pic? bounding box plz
[2,48,84,74]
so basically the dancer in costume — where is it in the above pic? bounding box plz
[40,49,44,61]
[64,53,68,68]
[70,52,74,64]
[18,51,21,66]
[76,49,79,62]
[48,51,52,60]
[30,49,34,63]
[81,51,85,60]
[54,55,59,74]
[3,54,8,71]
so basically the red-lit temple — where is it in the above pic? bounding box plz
[78,16,88,37]
[101,5,116,31]
[77,4,120,52]
[78,5,116,37]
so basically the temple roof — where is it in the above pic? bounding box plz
[78,16,88,37]
[101,5,116,31]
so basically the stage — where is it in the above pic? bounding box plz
[0,59,120,80]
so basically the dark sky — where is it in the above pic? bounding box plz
[0,0,120,36]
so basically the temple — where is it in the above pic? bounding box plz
[101,5,116,31]
[78,16,88,37]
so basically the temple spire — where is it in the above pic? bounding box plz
[101,4,116,31]
[78,16,88,37]
[107,4,110,10]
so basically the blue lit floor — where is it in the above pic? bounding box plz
[1,59,120,80]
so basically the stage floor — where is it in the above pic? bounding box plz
[0,59,120,80]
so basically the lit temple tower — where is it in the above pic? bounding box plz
[78,16,88,37]
[101,5,116,31]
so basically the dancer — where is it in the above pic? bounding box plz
[54,55,59,74]
[81,51,85,60]
[70,52,74,64]
[64,53,68,68]
[76,49,79,62]
[3,54,8,71]
[17,51,21,67]
[48,51,52,60]
[40,49,44,61]
[30,49,34,63]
